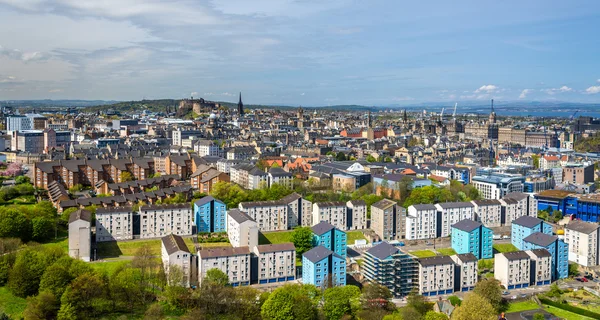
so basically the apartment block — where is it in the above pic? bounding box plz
[511,216,553,250]
[161,234,197,287]
[302,246,346,288]
[346,200,367,230]
[451,219,493,259]
[416,256,455,296]
[371,199,406,241]
[450,253,478,292]
[95,207,133,242]
[68,209,92,262]
[362,242,418,297]
[227,209,259,250]
[564,220,600,267]
[526,249,552,286]
[523,232,568,280]
[503,192,538,220]
[495,251,531,290]
[280,193,312,228]
[239,201,288,231]
[435,202,475,238]
[194,196,227,233]
[312,221,347,258]
[139,203,193,239]
[312,202,347,231]
[471,200,502,227]
[406,204,437,240]
[253,243,296,284]
[198,246,252,287]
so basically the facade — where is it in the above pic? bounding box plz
[522,232,568,281]
[451,219,493,259]
[563,163,595,185]
[450,253,478,292]
[281,193,312,228]
[227,209,259,250]
[526,249,552,286]
[95,207,133,242]
[267,167,293,189]
[68,209,92,262]
[198,246,252,287]
[194,140,223,157]
[502,192,538,223]
[161,234,197,287]
[511,216,553,250]
[564,220,600,267]
[312,221,347,258]
[139,203,193,239]
[406,204,437,240]
[239,201,288,231]
[302,246,346,288]
[362,242,418,297]
[416,256,455,296]
[471,200,502,227]
[312,202,347,231]
[435,202,475,238]
[346,200,367,230]
[194,196,227,233]
[472,173,524,200]
[12,130,44,153]
[253,243,296,284]
[371,199,406,241]
[495,251,531,290]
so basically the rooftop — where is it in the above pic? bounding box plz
[523,232,557,247]
[512,216,543,228]
[366,242,400,260]
[451,219,482,232]
[416,255,455,267]
[565,220,600,234]
[502,251,531,260]
[162,234,190,255]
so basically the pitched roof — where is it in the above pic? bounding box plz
[162,234,190,255]
[565,220,600,234]
[69,209,92,224]
[303,246,339,263]
[437,202,474,209]
[503,192,529,201]
[96,206,133,214]
[311,221,336,235]
[502,251,531,260]
[472,199,501,206]
[228,209,255,224]
[198,246,250,258]
[523,232,557,247]
[194,196,223,207]
[454,253,478,263]
[255,243,295,253]
[528,248,552,258]
[366,242,399,260]
[416,255,455,267]
[315,201,347,208]
[372,198,397,210]
[411,204,437,211]
[451,219,482,232]
[512,216,543,228]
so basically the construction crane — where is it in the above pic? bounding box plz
[570,110,579,120]
[440,107,445,119]
[452,103,457,120]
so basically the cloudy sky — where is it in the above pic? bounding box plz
[0,0,599,106]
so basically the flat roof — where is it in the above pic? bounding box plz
[536,189,575,200]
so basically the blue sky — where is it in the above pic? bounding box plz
[0,0,599,106]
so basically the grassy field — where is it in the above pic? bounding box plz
[347,231,367,245]
[97,237,207,257]
[91,259,133,276]
[0,287,27,319]
[436,248,457,256]
[506,300,539,313]
[410,250,437,258]
[544,305,596,320]
[260,231,294,245]
[493,243,518,253]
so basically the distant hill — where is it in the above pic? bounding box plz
[0,99,119,108]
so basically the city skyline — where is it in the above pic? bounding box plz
[0,0,599,105]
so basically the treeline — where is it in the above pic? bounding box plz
[0,201,59,243]
[574,133,600,152]
[402,181,481,208]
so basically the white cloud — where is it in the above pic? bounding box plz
[542,86,572,95]
[585,86,600,94]
[597,79,600,83]
[475,85,498,93]
[300,92,305,96]
[190,91,198,97]
[519,89,532,99]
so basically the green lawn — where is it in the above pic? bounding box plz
[260,231,294,245]
[493,243,518,253]
[544,305,596,320]
[436,248,457,256]
[506,301,539,313]
[347,231,367,245]
[0,287,27,319]
[97,237,202,257]
[410,250,437,258]
[41,238,69,252]
[91,259,132,276]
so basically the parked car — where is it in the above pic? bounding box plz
[575,277,584,282]
[520,294,527,298]
[582,277,589,282]
[502,235,510,239]
[511,295,517,300]
[592,278,600,283]
[502,291,510,295]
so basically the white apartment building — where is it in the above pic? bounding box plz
[564,220,600,267]
[194,139,223,157]
[312,202,348,231]
[499,198,519,227]
[450,253,478,292]
[95,207,134,242]
[281,193,312,228]
[267,168,293,189]
[253,243,296,283]
[526,249,552,286]
[495,251,531,289]
[227,209,259,250]
[239,201,288,231]
[161,234,197,287]
[503,192,537,218]
[139,203,193,239]
[471,200,502,227]
[472,173,524,200]
[416,256,455,296]
[406,204,437,240]
[248,167,268,190]
[217,159,244,174]
[346,200,367,230]
[435,202,475,238]
[198,247,252,286]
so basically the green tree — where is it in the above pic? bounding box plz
[361,283,393,311]
[31,217,54,242]
[406,289,431,316]
[120,171,134,182]
[451,293,496,320]
[448,295,462,307]
[0,209,32,241]
[8,248,50,297]
[232,286,263,320]
[399,307,421,320]
[144,303,165,320]
[39,261,73,298]
[204,268,229,286]
[384,157,393,163]
[473,278,503,313]
[61,272,109,317]
[423,310,449,320]
[0,253,16,285]
[57,303,77,320]
[23,291,59,320]
[291,226,313,258]
[366,155,377,162]
[322,285,361,320]
[531,154,540,169]
[568,263,579,277]
[533,313,545,320]
[109,267,145,311]
[336,152,347,161]
[68,184,83,193]
[261,284,320,320]
[15,176,30,184]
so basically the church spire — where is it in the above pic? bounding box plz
[237,92,244,116]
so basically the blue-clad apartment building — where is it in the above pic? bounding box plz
[451,219,493,259]
[523,232,568,280]
[511,216,553,250]
[312,221,347,258]
[193,196,227,232]
[302,246,346,287]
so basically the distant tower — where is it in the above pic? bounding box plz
[488,99,497,124]
[403,109,408,123]
[237,92,244,116]
[367,111,372,128]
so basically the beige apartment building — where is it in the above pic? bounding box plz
[239,201,288,231]
[495,251,531,289]
[68,209,92,262]
[139,203,193,239]
[472,200,502,227]
[253,243,296,284]
[161,234,197,287]
[198,247,252,286]
[371,199,406,241]
[565,220,600,267]
[526,249,552,286]
[95,206,134,242]
[450,253,478,292]
[346,200,367,230]
[416,256,455,296]
[227,209,259,250]
[312,202,347,231]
